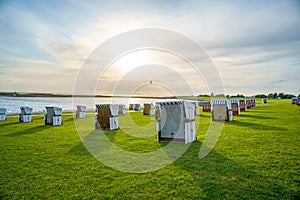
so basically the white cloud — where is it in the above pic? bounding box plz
[0,0,299,95]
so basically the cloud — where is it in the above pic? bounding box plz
[0,0,299,95]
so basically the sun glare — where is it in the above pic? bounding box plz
[113,50,155,75]
[103,49,182,80]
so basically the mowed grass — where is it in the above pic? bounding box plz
[0,99,299,199]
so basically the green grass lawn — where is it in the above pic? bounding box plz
[0,99,299,199]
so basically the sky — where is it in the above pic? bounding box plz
[0,0,299,96]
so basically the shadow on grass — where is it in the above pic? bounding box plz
[0,121,20,128]
[3,125,52,137]
[102,130,118,142]
[68,142,91,156]
[238,114,278,120]
[68,130,118,156]
[67,130,298,198]
[227,121,287,131]
[199,114,211,118]
[249,110,276,113]
[174,141,296,198]
[63,116,75,123]
[246,106,276,113]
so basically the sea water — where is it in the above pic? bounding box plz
[0,96,176,114]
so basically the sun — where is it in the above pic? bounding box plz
[112,49,155,76]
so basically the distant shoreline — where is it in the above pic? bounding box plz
[1,92,296,99]
[0,92,178,99]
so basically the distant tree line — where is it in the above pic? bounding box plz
[265,93,297,99]
[198,93,299,99]
[230,94,245,98]
[0,92,72,97]
[198,94,245,97]
[251,93,299,99]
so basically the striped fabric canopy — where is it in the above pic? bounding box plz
[156,101,184,106]
[229,100,240,105]
[96,104,118,116]
[210,100,232,110]
[95,104,111,108]
[96,104,111,111]
[210,100,227,104]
